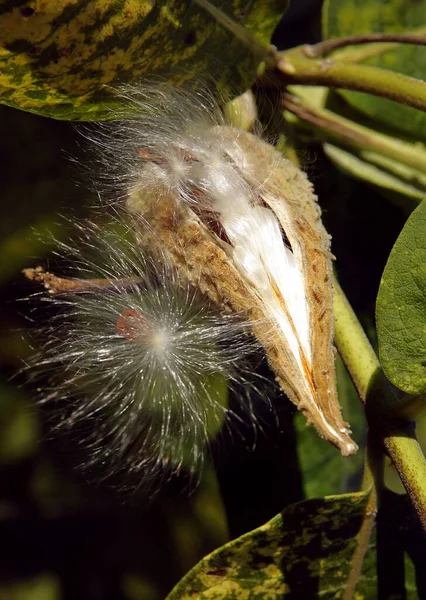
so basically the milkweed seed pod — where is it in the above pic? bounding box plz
[94,85,357,457]
[24,221,260,491]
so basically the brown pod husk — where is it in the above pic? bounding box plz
[127,125,357,457]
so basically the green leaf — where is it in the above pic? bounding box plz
[376,199,426,394]
[323,0,426,140]
[166,491,377,599]
[0,383,39,464]
[323,144,425,211]
[0,0,287,120]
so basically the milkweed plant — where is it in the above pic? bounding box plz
[2,0,426,598]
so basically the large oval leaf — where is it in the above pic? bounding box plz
[376,199,426,394]
[323,0,426,141]
[0,0,287,120]
[167,491,376,599]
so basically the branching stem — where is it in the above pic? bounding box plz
[261,48,426,113]
[333,279,426,532]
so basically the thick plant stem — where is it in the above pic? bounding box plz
[333,280,377,401]
[333,279,426,531]
[383,435,426,528]
[267,50,426,113]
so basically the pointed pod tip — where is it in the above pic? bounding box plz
[339,438,359,457]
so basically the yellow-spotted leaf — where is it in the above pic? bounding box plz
[377,199,426,395]
[167,491,377,599]
[0,0,287,120]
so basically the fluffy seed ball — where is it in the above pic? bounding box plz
[28,220,257,492]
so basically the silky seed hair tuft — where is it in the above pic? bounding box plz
[82,84,265,204]
[25,218,260,493]
[84,83,357,456]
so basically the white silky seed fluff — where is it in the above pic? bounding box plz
[28,220,259,491]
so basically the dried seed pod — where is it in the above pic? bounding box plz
[114,86,358,456]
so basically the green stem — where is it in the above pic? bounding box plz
[333,280,378,401]
[383,434,426,527]
[343,485,377,600]
[343,439,380,600]
[281,91,426,174]
[333,279,426,531]
[319,26,426,64]
[267,49,426,113]
[305,33,426,59]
